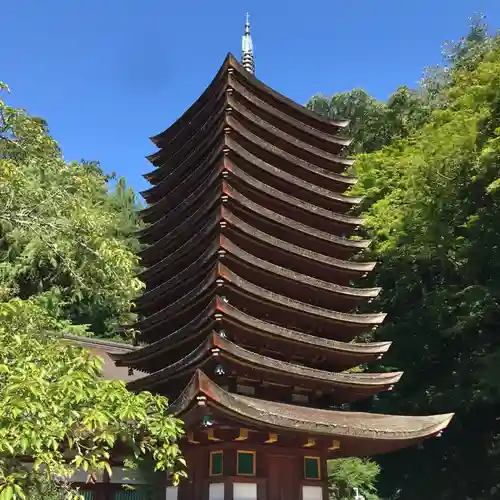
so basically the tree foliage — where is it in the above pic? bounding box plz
[306,13,493,157]
[0,84,143,337]
[0,298,184,499]
[328,458,380,500]
[307,87,430,155]
[0,84,184,498]
[355,30,500,500]
[310,15,499,500]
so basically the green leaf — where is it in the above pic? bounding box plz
[0,485,14,500]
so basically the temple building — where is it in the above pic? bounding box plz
[112,17,453,500]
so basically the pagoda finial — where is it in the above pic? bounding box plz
[241,13,255,74]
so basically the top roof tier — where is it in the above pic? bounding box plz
[142,53,353,195]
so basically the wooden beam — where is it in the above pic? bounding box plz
[234,428,249,441]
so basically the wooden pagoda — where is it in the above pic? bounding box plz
[113,23,453,500]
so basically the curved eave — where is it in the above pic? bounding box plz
[227,120,357,198]
[127,333,401,393]
[141,145,222,211]
[149,54,230,148]
[228,99,354,171]
[143,114,358,217]
[170,370,454,444]
[141,130,224,215]
[136,231,378,315]
[126,333,216,391]
[62,334,138,354]
[222,208,376,276]
[228,74,352,150]
[217,335,401,388]
[139,179,221,245]
[138,226,377,314]
[226,130,357,193]
[138,216,219,283]
[138,191,220,265]
[114,299,391,372]
[138,204,375,292]
[113,301,216,367]
[218,300,392,359]
[222,155,360,223]
[132,255,384,350]
[137,169,221,242]
[146,93,226,169]
[129,267,216,333]
[226,159,362,229]
[144,103,226,193]
[135,242,218,311]
[220,264,386,328]
[134,261,383,338]
[147,52,351,177]
[226,134,359,207]
[148,95,356,198]
[142,126,359,234]
[227,54,350,132]
[224,184,370,253]
[221,236,380,301]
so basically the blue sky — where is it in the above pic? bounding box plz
[3,0,499,194]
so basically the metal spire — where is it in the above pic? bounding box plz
[241,13,255,74]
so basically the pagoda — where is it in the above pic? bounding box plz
[113,17,453,500]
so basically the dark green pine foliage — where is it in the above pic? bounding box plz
[357,31,500,500]
[308,15,500,500]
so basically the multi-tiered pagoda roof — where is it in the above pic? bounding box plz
[113,52,452,464]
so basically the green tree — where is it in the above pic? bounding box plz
[0,83,184,498]
[107,176,144,254]
[0,82,142,338]
[0,297,185,499]
[306,14,492,157]
[24,477,76,500]
[420,13,493,108]
[328,458,380,500]
[307,87,429,155]
[351,30,500,500]
[308,15,498,500]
